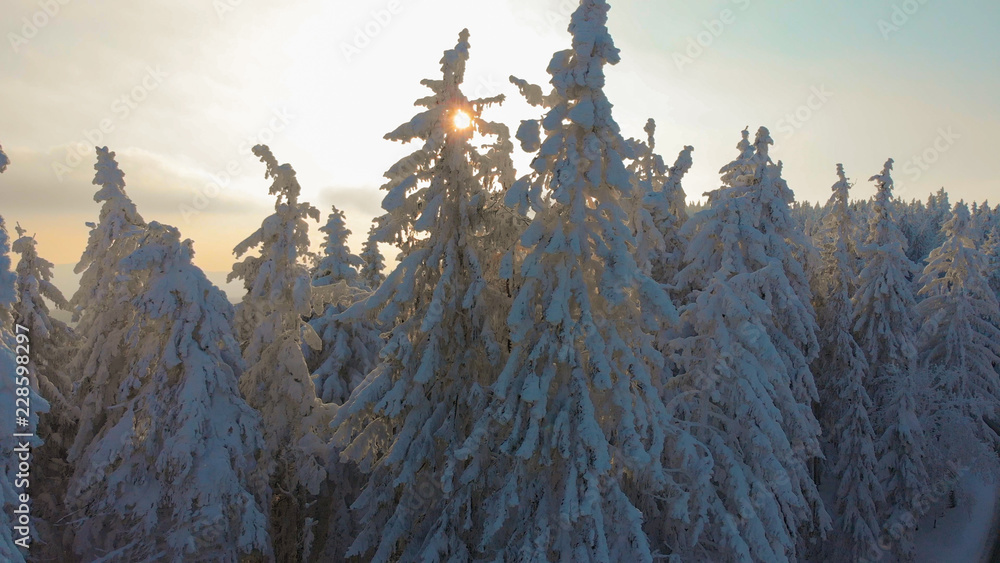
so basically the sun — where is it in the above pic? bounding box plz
[452,110,472,131]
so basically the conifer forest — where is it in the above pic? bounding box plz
[2,1,1000,561]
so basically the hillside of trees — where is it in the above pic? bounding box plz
[2,1,1000,561]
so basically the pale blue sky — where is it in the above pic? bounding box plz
[1,0,996,274]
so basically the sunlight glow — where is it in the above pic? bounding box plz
[452,110,472,131]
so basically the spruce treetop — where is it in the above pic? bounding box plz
[313,205,363,287]
[0,219,14,315]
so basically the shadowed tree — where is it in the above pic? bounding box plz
[229,145,330,562]
[812,165,883,561]
[11,224,79,556]
[916,202,1000,465]
[853,159,929,560]
[67,222,271,561]
[670,128,830,561]
[331,29,516,561]
[359,221,387,290]
[1,211,47,562]
[458,3,687,559]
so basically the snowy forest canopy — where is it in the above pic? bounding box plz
[3,1,1000,562]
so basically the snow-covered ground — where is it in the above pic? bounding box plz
[915,471,999,563]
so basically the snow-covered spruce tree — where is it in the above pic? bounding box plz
[679,129,822,405]
[308,204,382,405]
[664,144,692,226]
[669,128,829,562]
[228,144,329,562]
[331,29,516,562]
[852,158,929,560]
[924,189,952,258]
[503,73,558,217]
[655,144,694,307]
[626,118,691,290]
[511,21,699,563]
[900,188,951,266]
[69,147,146,325]
[307,206,383,405]
[11,225,79,556]
[1,215,46,562]
[916,202,1000,453]
[811,165,883,561]
[305,215,394,560]
[812,165,861,421]
[854,160,921,412]
[458,5,686,559]
[12,225,76,417]
[474,102,520,294]
[656,145,694,295]
[312,205,364,287]
[66,147,147,518]
[67,222,271,562]
[0,158,15,562]
[671,275,817,562]
[986,226,1000,298]
[626,119,665,276]
[304,282,374,562]
[679,128,824,459]
[359,221,387,290]
[623,128,699,532]
[969,200,994,243]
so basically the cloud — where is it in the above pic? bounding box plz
[2,0,998,272]
[0,145,269,218]
[316,185,385,222]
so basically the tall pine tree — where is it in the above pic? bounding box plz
[853,158,929,560]
[985,226,1000,299]
[1,212,43,561]
[359,221,387,290]
[462,3,681,559]
[812,165,883,561]
[670,128,829,561]
[312,205,364,287]
[916,202,1000,456]
[331,29,514,561]
[228,145,330,561]
[12,225,76,419]
[68,222,272,561]
[627,119,691,289]
[11,225,78,556]
[66,148,149,554]
[308,205,382,405]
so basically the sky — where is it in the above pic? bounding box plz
[1,0,998,286]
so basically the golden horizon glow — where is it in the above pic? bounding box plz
[452,110,472,131]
